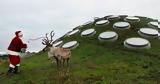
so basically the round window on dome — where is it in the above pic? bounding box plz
[62,41,79,49]
[113,22,130,29]
[98,31,118,42]
[53,41,63,47]
[81,28,96,37]
[124,16,140,22]
[95,20,109,26]
[107,15,120,20]
[68,29,80,36]
[138,28,158,38]
[148,21,158,28]
[124,37,151,49]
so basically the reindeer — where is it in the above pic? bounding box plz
[42,30,71,68]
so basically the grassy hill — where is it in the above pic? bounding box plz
[0,15,160,84]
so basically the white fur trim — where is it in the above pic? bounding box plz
[9,64,15,68]
[7,50,20,56]
[16,64,20,66]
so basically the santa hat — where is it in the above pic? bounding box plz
[15,31,21,36]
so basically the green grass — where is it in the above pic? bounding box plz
[0,16,160,84]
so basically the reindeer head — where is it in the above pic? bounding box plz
[42,30,55,51]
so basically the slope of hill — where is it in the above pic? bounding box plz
[0,15,160,84]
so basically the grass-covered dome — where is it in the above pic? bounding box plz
[0,15,160,84]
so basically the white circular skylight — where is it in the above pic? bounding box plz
[107,15,120,20]
[124,16,140,22]
[158,33,160,40]
[68,29,80,36]
[124,37,151,49]
[98,31,118,41]
[95,20,109,26]
[113,22,130,29]
[148,21,158,28]
[81,28,96,37]
[83,21,93,26]
[138,28,158,38]
[62,41,79,49]
[53,41,63,47]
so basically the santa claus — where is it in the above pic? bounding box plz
[7,31,27,74]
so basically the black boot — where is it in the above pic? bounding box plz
[14,66,19,74]
[7,67,14,75]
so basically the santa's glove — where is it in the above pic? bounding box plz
[19,53,27,57]
[21,48,26,53]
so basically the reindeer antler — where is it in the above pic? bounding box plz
[42,30,55,46]
[50,30,55,43]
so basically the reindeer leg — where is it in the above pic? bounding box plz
[57,55,63,69]
[59,60,61,69]
[67,58,69,67]
[58,59,62,69]
[63,59,65,67]
[54,56,59,68]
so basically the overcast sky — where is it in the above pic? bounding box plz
[0,0,160,52]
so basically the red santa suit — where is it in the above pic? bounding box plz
[7,31,27,68]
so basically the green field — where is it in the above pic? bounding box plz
[0,15,160,84]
